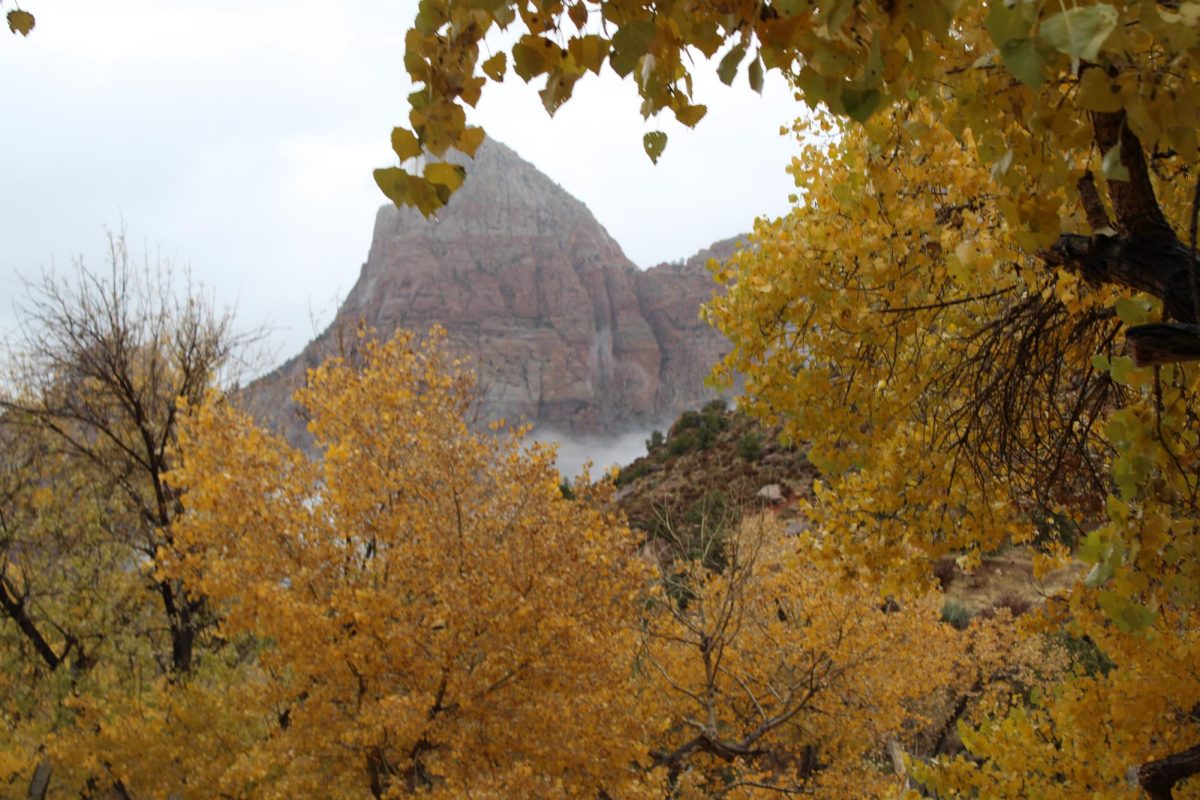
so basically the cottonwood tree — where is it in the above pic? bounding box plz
[3,234,256,673]
[0,234,259,796]
[641,512,958,798]
[706,102,1200,798]
[163,329,657,799]
[384,0,1200,795]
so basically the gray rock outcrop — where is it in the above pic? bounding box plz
[243,139,744,445]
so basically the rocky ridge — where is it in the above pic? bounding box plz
[611,404,1085,627]
[612,402,818,542]
[245,140,744,444]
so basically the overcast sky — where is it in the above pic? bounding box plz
[1,0,801,362]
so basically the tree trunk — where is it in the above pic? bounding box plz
[160,580,200,674]
[1042,110,1200,365]
[1139,743,1200,799]
[0,577,62,671]
[26,760,51,800]
[1046,233,1198,326]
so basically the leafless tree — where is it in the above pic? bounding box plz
[0,232,264,674]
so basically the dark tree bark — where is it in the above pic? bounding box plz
[1046,114,1200,799]
[1043,110,1200,365]
[1089,111,1173,239]
[1124,323,1200,366]
[0,576,63,671]
[26,760,51,800]
[1138,743,1200,800]
[1046,233,1198,326]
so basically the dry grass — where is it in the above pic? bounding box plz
[943,549,1085,616]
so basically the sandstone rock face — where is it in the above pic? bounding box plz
[244,140,743,445]
[636,236,743,414]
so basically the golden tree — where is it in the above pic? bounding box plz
[706,103,1200,798]
[383,0,1200,794]
[164,328,656,799]
[640,512,960,798]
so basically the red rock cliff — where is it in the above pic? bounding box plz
[244,140,742,443]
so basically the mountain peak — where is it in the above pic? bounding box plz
[370,138,603,248]
[244,140,738,445]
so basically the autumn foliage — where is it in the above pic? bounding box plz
[4,317,1045,797]
[641,514,958,798]
[704,83,1200,800]
[164,329,654,798]
[11,0,1200,794]
[379,0,1200,791]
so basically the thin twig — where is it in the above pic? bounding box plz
[1188,173,1200,323]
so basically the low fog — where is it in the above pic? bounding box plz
[532,427,662,482]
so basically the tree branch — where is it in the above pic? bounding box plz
[1042,119,1200,365]
[0,575,62,671]
[1077,172,1114,233]
[1125,323,1200,366]
[1138,743,1200,800]
[1043,234,1198,324]
[1091,111,1173,239]
[26,759,51,800]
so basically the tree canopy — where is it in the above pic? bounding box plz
[4,306,1060,796]
[165,329,656,798]
[708,101,1200,797]
[384,0,1200,795]
[0,238,261,797]
[385,0,1198,230]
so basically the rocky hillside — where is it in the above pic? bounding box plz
[612,401,818,541]
[244,140,744,445]
[611,404,1085,626]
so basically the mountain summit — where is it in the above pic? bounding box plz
[245,139,740,442]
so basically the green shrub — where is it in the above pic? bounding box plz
[684,490,738,572]
[645,429,664,452]
[1053,631,1116,676]
[684,489,735,528]
[667,431,698,456]
[615,460,651,487]
[737,431,763,461]
[701,406,728,429]
[941,600,973,630]
[666,405,729,454]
